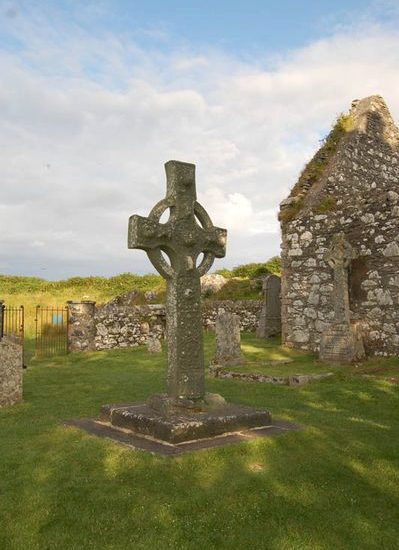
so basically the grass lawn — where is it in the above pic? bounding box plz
[1,334,398,549]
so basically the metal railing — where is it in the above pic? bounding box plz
[35,305,69,357]
[1,304,24,341]
[0,303,25,365]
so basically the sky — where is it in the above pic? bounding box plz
[1,0,399,279]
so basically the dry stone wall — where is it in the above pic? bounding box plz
[95,304,165,350]
[202,300,261,333]
[280,96,399,356]
[89,300,261,351]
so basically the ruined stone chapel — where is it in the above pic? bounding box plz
[279,95,399,357]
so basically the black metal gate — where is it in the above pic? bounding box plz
[1,304,24,341]
[35,305,69,357]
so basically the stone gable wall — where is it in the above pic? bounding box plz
[280,98,399,356]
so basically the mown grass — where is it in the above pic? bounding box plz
[1,334,398,549]
[225,334,399,378]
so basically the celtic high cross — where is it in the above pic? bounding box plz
[128,161,227,403]
[324,233,355,325]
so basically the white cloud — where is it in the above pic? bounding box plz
[0,10,399,278]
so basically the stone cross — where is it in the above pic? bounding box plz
[128,161,227,402]
[320,233,364,363]
[324,233,355,324]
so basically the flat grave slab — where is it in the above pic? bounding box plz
[65,416,300,457]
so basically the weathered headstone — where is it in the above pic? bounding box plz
[100,160,272,443]
[0,334,23,407]
[147,336,162,354]
[319,233,365,363]
[214,308,242,365]
[256,275,281,338]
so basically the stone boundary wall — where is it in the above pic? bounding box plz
[0,336,23,407]
[202,300,261,333]
[67,300,262,351]
[95,304,166,350]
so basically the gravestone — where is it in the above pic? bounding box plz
[256,275,281,338]
[0,335,23,407]
[147,336,162,354]
[100,160,272,443]
[214,308,242,365]
[319,233,365,363]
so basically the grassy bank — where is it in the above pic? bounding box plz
[0,273,165,305]
[0,268,265,337]
[1,334,398,549]
[0,258,281,311]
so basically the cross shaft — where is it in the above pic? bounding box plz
[324,233,355,324]
[128,161,227,401]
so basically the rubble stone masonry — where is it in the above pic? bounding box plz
[0,336,23,407]
[279,96,399,356]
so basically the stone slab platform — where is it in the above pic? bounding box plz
[100,402,272,444]
[65,417,300,457]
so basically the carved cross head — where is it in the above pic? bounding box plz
[128,161,227,279]
[324,233,356,270]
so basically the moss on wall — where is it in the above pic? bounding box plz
[280,113,354,223]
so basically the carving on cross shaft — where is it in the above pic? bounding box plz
[128,160,227,402]
[324,233,356,325]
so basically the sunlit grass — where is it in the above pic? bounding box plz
[0,334,398,549]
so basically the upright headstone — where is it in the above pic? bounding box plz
[100,160,272,443]
[256,275,281,338]
[0,335,23,407]
[214,308,242,365]
[147,336,162,354]
[319,233,365,363]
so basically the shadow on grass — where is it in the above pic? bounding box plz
[0,335,398,549]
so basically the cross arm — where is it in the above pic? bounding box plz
[128,215,175,279]
[128,215,171,251]
[202,227,227,258]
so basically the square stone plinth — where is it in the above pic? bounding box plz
[100,402,272,444]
